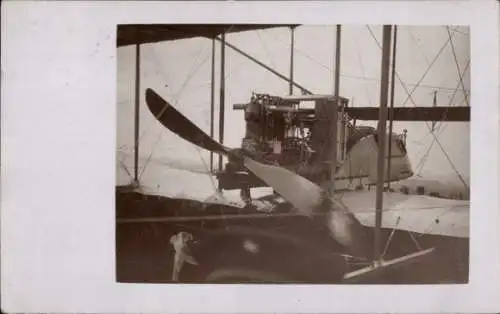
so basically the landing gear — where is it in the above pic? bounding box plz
[240,187,252,205]
[205,267,292,283]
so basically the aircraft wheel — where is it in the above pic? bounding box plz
[205,267,294,283]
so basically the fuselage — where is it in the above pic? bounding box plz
[333,132,413,190]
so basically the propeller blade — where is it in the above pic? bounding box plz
[145,88,231,155]
[244,156,369,255]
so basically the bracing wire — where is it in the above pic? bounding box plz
[400,31,456,107]
[125,26,464,204]
[446,26,470,107]
[243,27,471,243]
[117,40,211,184]
[138,45,212,180]
[246,29,406,197]
[447,26,470,36]
[267,26,469,198]
[431,131,469,189]
[415,109,462,176]
[194,145,219,193]
[366,25,458,107]
[256,30,278,71]
[118,151,215,175]
[415,108,469,190]
[416,109,469,189]
[127,33,239,206]
[352,29,375,106]
[415,61,470,172]
[366,25,469,190]
[407,26,431,67]
[150,45,207,131]
[382,217,401,258]
[117,154,133,181]
[266,30,465,93]
[119,42,209,169]
[414,60,470,177]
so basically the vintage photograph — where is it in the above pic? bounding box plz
[115,24,470,284]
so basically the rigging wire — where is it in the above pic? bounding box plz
[446,26,470,106]
[118,151,214,175]
[117,40,211,185]
[119,42,209,167]
[247,28,452,201]
[194,145,219,192]
[123,29,253,206]
[172,58,238,96]
[352,29,375,106]
[407,26,431,67]
[256,30,278,71]
[446,26,469,36]
[252,30,287,97]
[418,94,470,184]
[432,129,469,188]
[367,26,465,126]
[341,76,468,93]
[413,105,469,189]
[117,153,133,181]
[138,44,212,180]
[413,113,453,175]
[414,124,445,175]
[366,25,458,107]
[406,27,469,169]
[265,30,466,93]
[261,26,470,196]
[415,110,470,189]
[126,27,464,201]
[366,25,469,190]
[414,60,470,175]
[404,31,457,190]
[117,28,416,215]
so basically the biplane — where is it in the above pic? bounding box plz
[116,24,470,284]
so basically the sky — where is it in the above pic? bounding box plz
[116,25,470,199]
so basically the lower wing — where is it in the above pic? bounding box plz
[339,190,469,238]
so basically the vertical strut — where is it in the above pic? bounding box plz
[386,25,398,189]
[431,90,437,132]
[210,38,216,173]
[133,42,141,184]
[374,25,392,263]
[218,33,226,173]
[289,26,295,95]
[334,25,344,161]
[329,25,341,196]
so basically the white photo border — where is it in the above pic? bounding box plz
[2,1,499,313]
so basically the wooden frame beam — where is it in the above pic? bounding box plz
[345,106,470,122]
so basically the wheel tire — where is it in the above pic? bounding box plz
[205,267,294,283]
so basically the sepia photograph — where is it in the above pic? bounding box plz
[3,1,500,312]
[115,24,470,284]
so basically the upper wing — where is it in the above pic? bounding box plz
[339,190,469,238]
